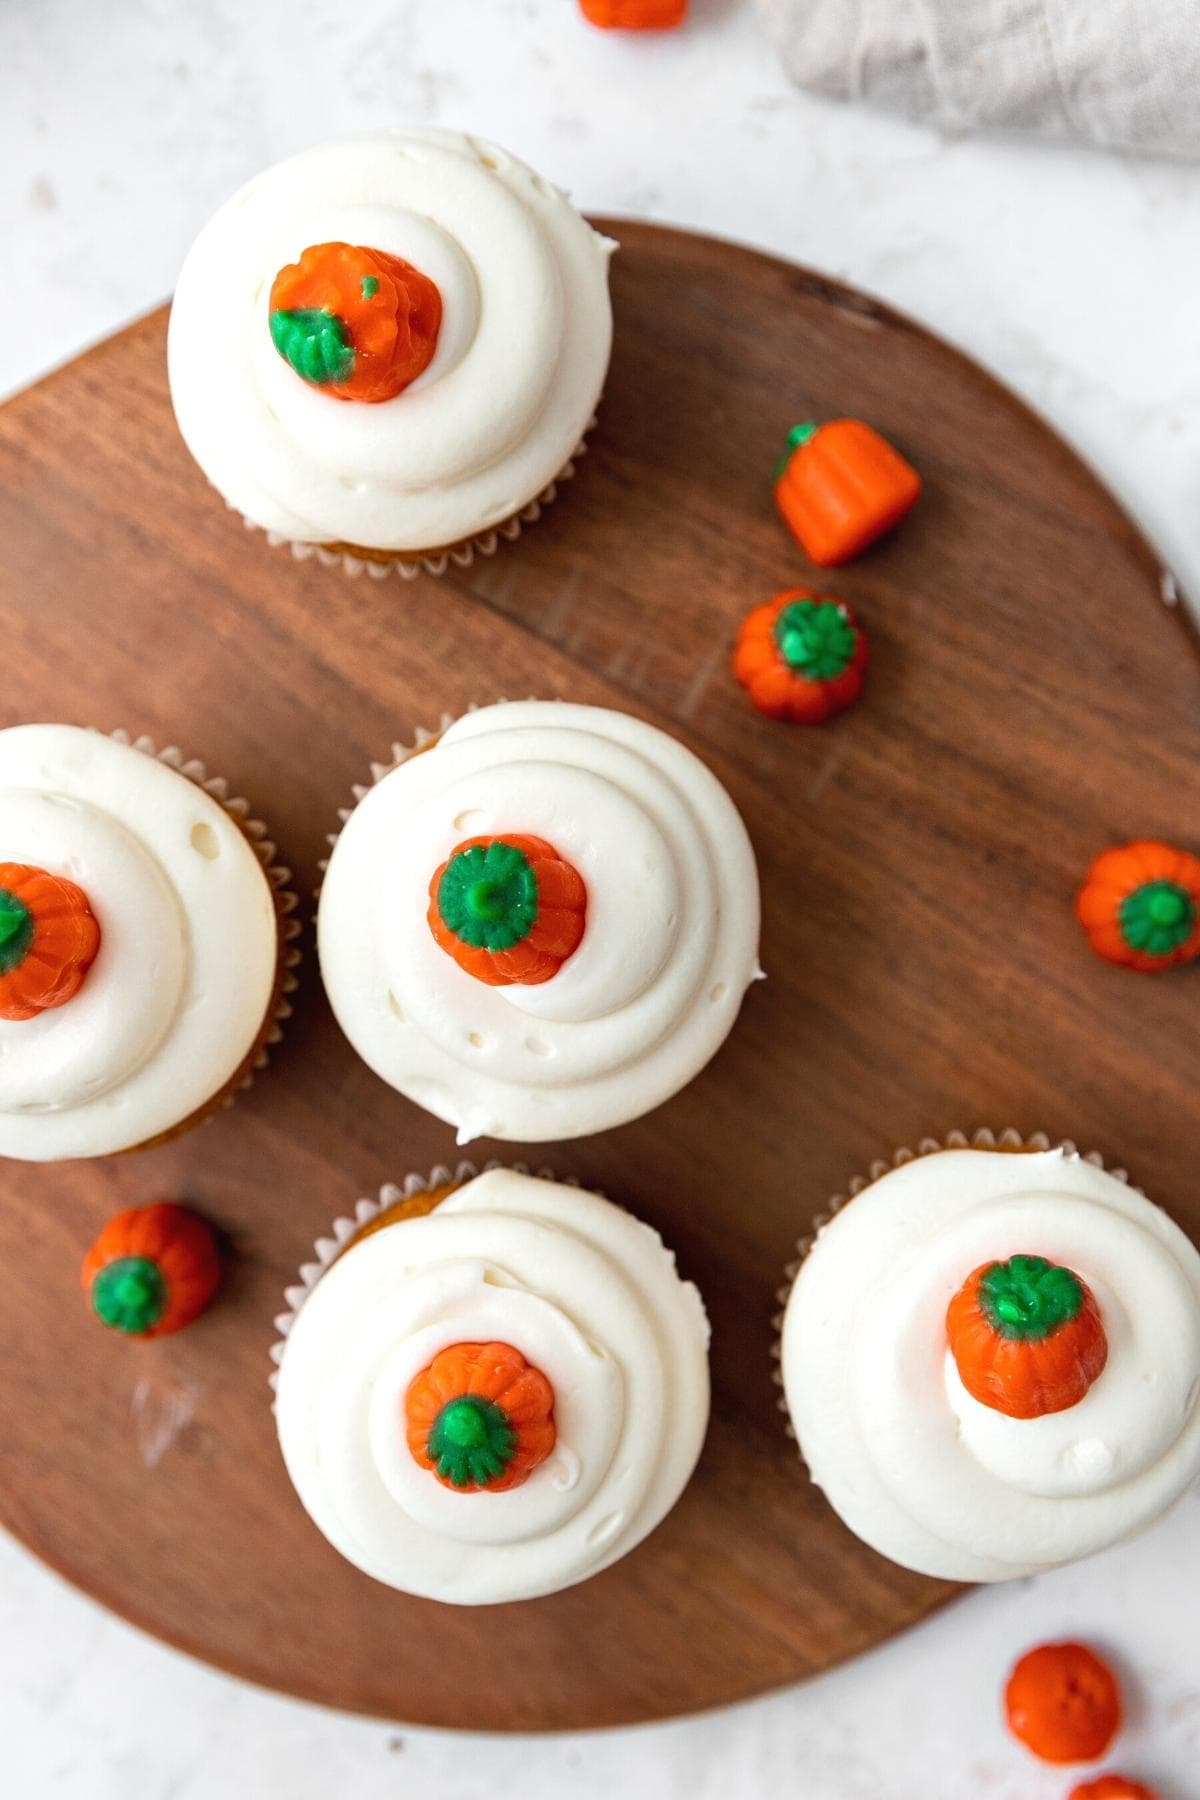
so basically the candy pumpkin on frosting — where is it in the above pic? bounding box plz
[428,834,587,986]
[269,241,442,404]
[405,1340,556,1492]
[0,862,100,1021]
[81,1203,222,1338]
[947,1254,1108,1419]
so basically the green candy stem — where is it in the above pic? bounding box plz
[774,600,857,681]
[427,1395,517,1488]
[775,419,820,477]
[978,1255,1084,1341]
[360,274,380,299]
[1119,879,1196,958]
[437,841,539,952]
[269,306,356,386]
[91,1255,167,1335]
[0,889,34,974]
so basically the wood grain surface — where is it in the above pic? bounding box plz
[1,221,1197,1732]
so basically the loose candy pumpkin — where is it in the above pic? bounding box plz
[733,589,868,724]
[1005,1641,1122,1765]
[81,1204,222,1338]
[1068,1779,1159,1800]
[775,418,921,565]
[1076,839,1200,972]
[579,0,687,27]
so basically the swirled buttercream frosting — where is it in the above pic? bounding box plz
[273,1170,711,1604]
[0,725,280,1160]
[780,1147,1200,1581]
[317,701,762,1142]
[167,130,614,553]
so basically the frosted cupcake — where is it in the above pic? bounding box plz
[168,130,614,577]
[317,700,762,1143]
[778,1134,1200,1581]
[0,725,298,1159]
[272,1167,710,1604]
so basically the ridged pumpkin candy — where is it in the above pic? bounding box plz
[1076,839,1200,972]
[405,1341,556,1492]
[428,834,587,986]
[269,241,442,404]
[0,862,100,1021]
[733,589,868,724]
[81,1204,222,1338]
[946,1254,1108,1418]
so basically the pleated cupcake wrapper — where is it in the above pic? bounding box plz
[110,730,302,1092]
[267,1159,575,1396]
[245,423,593,582]
[768,1126,1135,1441]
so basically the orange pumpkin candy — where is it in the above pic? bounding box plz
[0,862,100,1021]
[269,241,442,404]
[81,1204,222,1338]
[405,1341,556,1492]
[1004,1641,1122,1765]
[1069,1780,1160,1800]
[733,589,868,724]
[775,418,921,566]
[579,0,687,25]
[428,834,587,986]
[947,1254,1107,1419]
[1076,839,1200,972]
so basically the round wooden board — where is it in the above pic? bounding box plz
[1,221,1198,1733]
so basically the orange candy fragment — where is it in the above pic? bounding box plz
[1005,1642,1122,1765]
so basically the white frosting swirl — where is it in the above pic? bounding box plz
[317,701,762,1142]
[0,725,278,1160]
[167,130,614,552]
[781,1149,1200,1581]
[274,1171,711,1604]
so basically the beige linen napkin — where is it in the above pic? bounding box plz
[756,0,1200,156]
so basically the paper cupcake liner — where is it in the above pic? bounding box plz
[268,1159,574,1393]
[110,730,302,1103]
[769,1126,1135,1438]
[245,424,593,582]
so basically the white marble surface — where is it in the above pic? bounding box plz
[2,1,1199,1793]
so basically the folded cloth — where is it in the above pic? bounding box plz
[755,0,1200,157]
